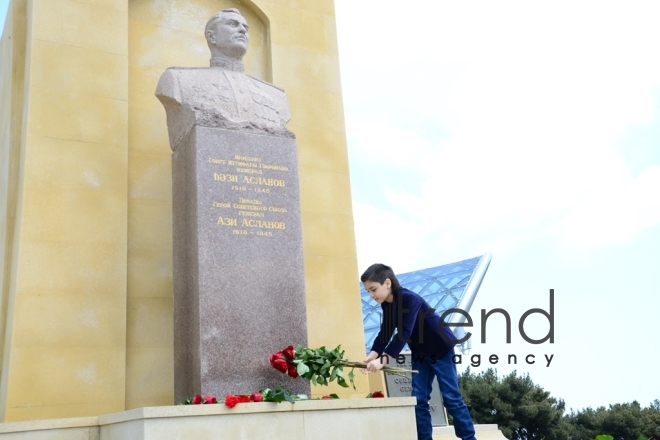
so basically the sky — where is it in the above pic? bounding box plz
[1,0,659,413]
[334,0,660,412]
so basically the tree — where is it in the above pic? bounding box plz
[565,400,660,440]
[457,368,659,439]
[565,406,607,440]
[457,368,570,440]
[601,402,644,440]
[642,400,660,438]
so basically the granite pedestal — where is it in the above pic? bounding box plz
[172,125,309,403]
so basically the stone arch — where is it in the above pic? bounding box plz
[129,0,270,80]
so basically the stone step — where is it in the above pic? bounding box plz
[433,424,508,439]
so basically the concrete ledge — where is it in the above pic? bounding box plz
[0,416,100,440]
[0,398,418,440]
[98,396,417,424]
[0,417,99,433]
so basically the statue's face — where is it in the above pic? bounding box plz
[208,12,249,58]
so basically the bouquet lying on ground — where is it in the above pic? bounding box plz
[183,388,385,408]
[270,344,416,389]
[184,387,302,407]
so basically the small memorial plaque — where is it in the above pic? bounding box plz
[384,352,448,426]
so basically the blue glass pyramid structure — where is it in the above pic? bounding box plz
[361,255,491,354]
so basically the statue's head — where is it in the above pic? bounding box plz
[205,9,249,60]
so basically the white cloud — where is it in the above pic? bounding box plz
[352,201,425,272]
[347,120,436,172]
[341,0,660,263]
[550,166,660,252]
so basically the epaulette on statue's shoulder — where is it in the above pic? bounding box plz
[247,74,285,93]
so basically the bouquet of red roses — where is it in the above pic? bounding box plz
[270,344,415,389]
[270,345,300,378]
[183,388,301,408]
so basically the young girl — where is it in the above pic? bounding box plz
[361,263,477,440]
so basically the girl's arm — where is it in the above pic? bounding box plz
[383,293,424,357]
[360,350,381,374]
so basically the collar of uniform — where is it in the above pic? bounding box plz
[209,55,245,72]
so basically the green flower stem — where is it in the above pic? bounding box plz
[291,345,417,389]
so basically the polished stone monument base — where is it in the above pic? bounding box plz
[0,398,417,440]
[172,125,309,402]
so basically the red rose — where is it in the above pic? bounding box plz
[322,395,332,399]
[205,395,217,404]
[283,345,295,360]
[224,395,239,408]
[270,351,283,365]
[372,391,385,398]
[192,394,203,404]
[250,392,263,402]
[287,363,299,378]
[225,395,251,408]
[272,358,288,374]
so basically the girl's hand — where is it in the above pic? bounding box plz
[366,358,385,373]
[363,352,391,373]
[361,351,380,374]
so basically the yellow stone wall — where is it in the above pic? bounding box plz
[0,0,366,422]
[0,0,130,422]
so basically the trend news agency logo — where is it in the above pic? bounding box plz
[378,289,555,368]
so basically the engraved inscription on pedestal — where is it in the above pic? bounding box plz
[208,154,290,237]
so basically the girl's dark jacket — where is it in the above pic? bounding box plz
[370,287,457,359]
